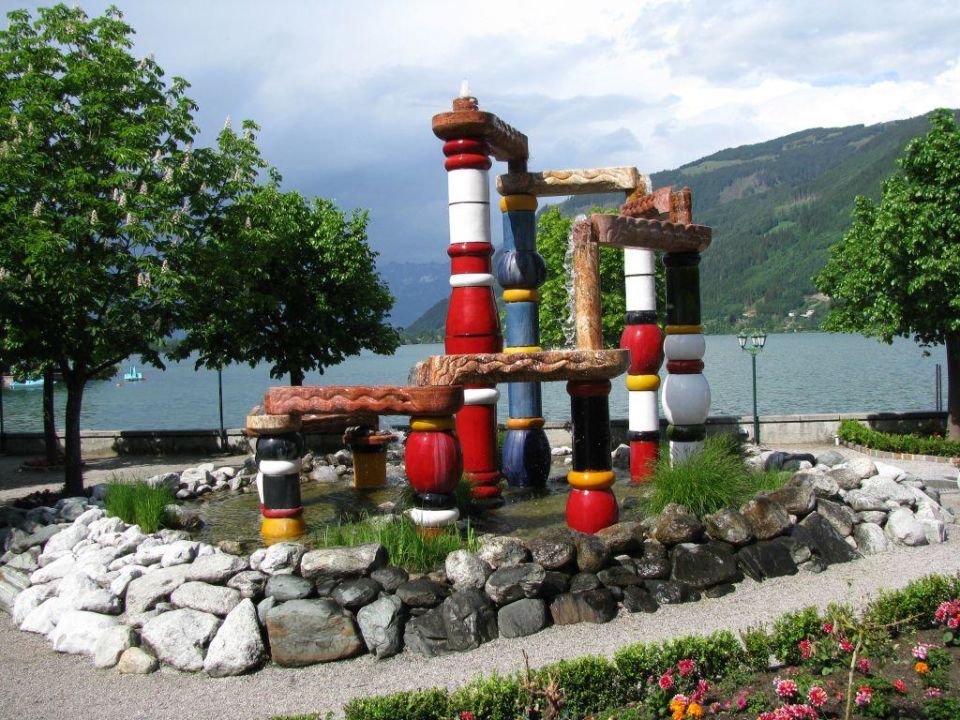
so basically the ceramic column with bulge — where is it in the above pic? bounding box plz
[404,414,463,533]
[255,431,306,543]
[497,193,551,488]
[441,96,502,499]
[620,246,663,482]
[662,251,710,463]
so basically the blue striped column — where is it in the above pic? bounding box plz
[496,194,550,488]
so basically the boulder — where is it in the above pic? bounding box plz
[266,599,363,666]
[621,586,659,613]
[477,536,530,569]
[736,541,798,581]
[817,499,856,537]
[527,533,576,570]
[670,542,741,589]
[93,625,137,669]
[43,524,88,556]
[740,497,792,540]
[573,533,611,573]
[643,580,698,605]
[109,565,145,598]
[252,542,306,576]
[853,523,890,555]
[203,599,265,677]
[397,578,448,608]
[256,596,275,626]
[807,473,841,499]
[30,553,78,585]
[845,489,890,512]
[652,504,704,545]
[792,513,859,565]
[370,566,409,593]
[860,477,916,506]
[773,535,812,565]
[845,456,878,480]
[485,563,546,605]
[827,467,863,491]
[159,540,200,567]
[49,610,118,654]
[265,574,314,602]
[187,553,247,584]
[141,608,221,671]
[569,572,601,593]
[498,598,548,638]
[20,596,68,634]
[596,565,643,588]
[441,588,498,651]
[549,588,618,625]
[116,646,159,674]
[403,606,448,657]
[227,570,268,600]
[444,550,491,590]
[12,581,59,626]
[885,508,928,546]
[765,485,815,515]
[299,543,386,579]
[634,539,671,579]
[331,577,381,610]
[541,571,570,597]
[356,593,405,658]
[170,581,241,617]
[816,450,846,467]
[594,522,644,555]
[856,510,888,525]
[703,509,754,546]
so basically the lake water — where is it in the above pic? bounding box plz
[0,333,945,433]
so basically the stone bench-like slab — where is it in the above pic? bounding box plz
[413,349,628,387]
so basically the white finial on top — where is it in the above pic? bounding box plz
[459,79,470,98]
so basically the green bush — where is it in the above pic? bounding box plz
[770,606,823,665]
[448,673,523,720]
[923,697,960,720]
[863,574,960,632]
[538,656,626,717]
[646,434,787,517]
[740,626,772,671]
[342,688,449,720]
[657,632,745,679]
[103,477,174,533]
[613,641,661,688]
[838,418,960,457]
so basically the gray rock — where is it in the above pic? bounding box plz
[485,563,545,605]
[164,505,203,531]
[817,498,856,536]
[11,526,61,554]
[444,550,491,590]
[860,476,915,505]
[845,456,877,480]
[740,496,792,540]
[853,523,890,555]
[170,581,241,617]
[596,565,643,588]
[856,510,888,525]
[773,535,812,565]
[121,564,192,614]
[574,533,611,573]
[541,570,570,597]
[265,574,314,601]
[703,509,754,546]
[309,466,339,483]
[403,606,448,657]
[49,610,118,654]
[498,598,547,638]
[6,548,41,573]
[569,572,601,593]
[793,513,859,564]
[256,596,275,626]
[253,542,306,576]
[621,586,659,613]
[634,539,671,579]
[299,543,386,579]
[526,533,576,570]
[765,484,816,515]
[736,541,798,581]
[44,524,88,555]
[142,608,221,671]
[203,599,265,677]
[356,594,405,658]
[116,646,158,674]
[670,542,741,589]
[644,580,699,605]
[160,540,200,567]
[331,577,381,609]
[808,473,841,498]
[396,578,447,608]
[477,536,530,569]
[816,450,846,467]
[885,508,928,546]
[187,553,247,584]
[93,625,137,669]
[549,588,617,624]
[827,467,863,491]
[595,522,644,555]
[370,566,408,593]
[266,599,363,667]
[652,504,704,545]
[226,570,267,600]
[441,588,498,651]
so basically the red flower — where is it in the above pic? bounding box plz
[893,678,907,694]
[807,686,827,707]
[678,659,696,677]
[855,686,872,706]
[459,713,475,720]
[821,622,834,634]
[798,640,813,660]
[659,673,674,690]
[839,638,854,653]
[774,677,798,699]
[857,657,871,674]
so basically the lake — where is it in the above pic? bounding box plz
[0,333,946,433]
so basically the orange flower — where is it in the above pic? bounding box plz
[915,661,930,674]
[686,703,704,718]
[672,709,684,720]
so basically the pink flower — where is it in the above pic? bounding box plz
[691,679,710,704]
[798,640,813,660]
[892,678,907,694]
[912,643,931,660]
[757,705,818,720]
[839,638,854,653]
[821,622,834,634]
[857,657,871,674]
[925,687,943,698]
[678,659,696,677]
[658,672,674,690]
[855,686,872,706]
[949,617,959,629]
[735,695,748,711]
[807,686,827,707]
[774,677,798,699]
[459,713,475,720]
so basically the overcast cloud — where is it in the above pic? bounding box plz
[3,0,959,263]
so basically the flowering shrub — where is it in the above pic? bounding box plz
[934,598,960,645]
[756,704,817,720]
[773,678,798,700]
[855,685,873,706]
[806,686,827,708]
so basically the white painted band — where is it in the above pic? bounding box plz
[628,390,659,433]
[669,440,703,464]
[663,333,706,361]
[408,507,460,527]
[626,275,656,312]
[624,248,655,276]
[450,273,495,287]
[258,459,301,476]
[447,168,489,205]
[448,202,490,245]
[255,472,264,503]
[463,387,500,405]
[662,373,711,426]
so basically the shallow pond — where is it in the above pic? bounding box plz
[195,461,650,552]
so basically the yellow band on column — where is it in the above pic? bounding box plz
[499,195,538,212]
[567,469,616,490]
[626,374,660,391]
[506,417,545,430]
[665,325,705,335]
[503,288,541,303]
[261,516,306,544]
[504,345,542,354]
[409,416,455,431]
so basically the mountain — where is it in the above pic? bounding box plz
[398,110,952,339]
[377,261,449,329]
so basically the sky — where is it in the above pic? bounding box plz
[3,0,960,265]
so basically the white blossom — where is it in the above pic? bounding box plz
[160,258,169,274]
[0,141,8,158]
[153,149,162,164]
[0,268,8,282]
[118,192,127,208]
[245,216,251,229]
[136,271,151,288]
[223,115,232,130]
[138,182,147,195]
[111,187,119,201]
[163,167,173,183]
[125,212,134,225]
[32,200,42,216]
[89,209,98,225]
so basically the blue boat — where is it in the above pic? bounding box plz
[10,378,44,389]
[123,366,143,382]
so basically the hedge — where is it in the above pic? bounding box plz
[837,418,960,457]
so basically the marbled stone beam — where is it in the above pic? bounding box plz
[497,167,640,197]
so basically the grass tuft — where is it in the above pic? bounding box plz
[103,476,174,532]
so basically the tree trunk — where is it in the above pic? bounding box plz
[42,368,61,464]
[289,368,304,386]
[63,372,85,496]
[946,332,960,441]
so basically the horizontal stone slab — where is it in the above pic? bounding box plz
[262,386,463,418]
[431,108,528,163]
[497,167,640,197]
[413,349,628,386]
[591,214,712,253]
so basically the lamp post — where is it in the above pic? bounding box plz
[738,330,766,444]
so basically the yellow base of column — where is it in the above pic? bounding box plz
[260,515,307,544]
[352,451,387,489]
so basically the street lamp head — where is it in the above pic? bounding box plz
[754,331,767,350]
[738,332,747,349]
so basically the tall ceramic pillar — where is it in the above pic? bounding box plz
[565,380,618,533]
[661,252,710,463]
[255,432,306,543]
[497,194,550,487]
[405,414,462,533]
[441,114,502,500]
[620,248,662,482]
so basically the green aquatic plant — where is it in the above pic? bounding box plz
[103,476,174,533]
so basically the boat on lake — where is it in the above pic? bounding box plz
[9,378,44,389]
[123,366,143,382]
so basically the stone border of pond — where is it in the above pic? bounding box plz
[0,447,953,677]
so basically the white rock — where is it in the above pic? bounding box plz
[116,646,158,674]
[196,544,216,558]
[214,466,237,479]
[133,543,167,566]
[141,608,221,671]
[844,456,877,480]
[124,564,192,614]
[885,507,928,546]
[170,581,241,617]
[920,519,947,544]
[20,596,68,634]
[203,599,264,677]
[87,517,125,541]
[12,582,59,626]
[853,522,890,555]
[551,446,572,456]
[249,548,266,571]
[93,625,137,668]
[73,508,106,527]
[872,460,905,480]
[108,554,138,571]
[253,542,305,576]
[48,610,118,654]
[187,553,247,584]
[860,477,916,505]
[109,566,146,598]
[30,553,77,584]
[160,540,199,567]
[43,524,88,555]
